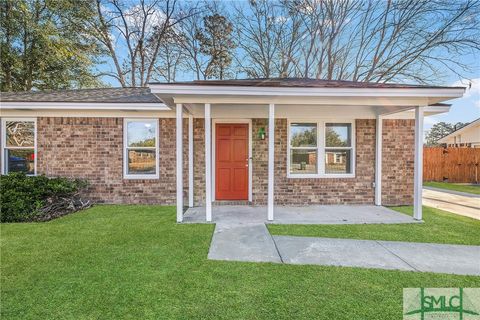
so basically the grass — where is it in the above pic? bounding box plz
[1,205,479,320]
[268,206,480,245]
[424,181,480,195]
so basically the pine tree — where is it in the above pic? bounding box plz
[195,13,236,80]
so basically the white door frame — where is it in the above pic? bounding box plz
[212,119,253,202]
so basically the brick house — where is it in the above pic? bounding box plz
[0,78,465,222]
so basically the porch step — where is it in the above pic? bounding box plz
[213,200,252,206]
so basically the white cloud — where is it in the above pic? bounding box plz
[451,78,480,99]
[124,5,167,35]
[424,116,439,126]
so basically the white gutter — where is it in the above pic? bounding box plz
[150,84,465,99]
[0,102,170,111]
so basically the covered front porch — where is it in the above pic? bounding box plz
[182,205,422,225]
[150,79,464,223]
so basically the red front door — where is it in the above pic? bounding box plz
[216,123,249,200]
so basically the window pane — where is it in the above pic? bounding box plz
[6,149,35,174]
[6,121,35,147]
[290,149,317,174]
[326,123,351,147]
[325,149,351,174]
[290,123,317,147]
[127,121,156,147]
[128,149,156,175]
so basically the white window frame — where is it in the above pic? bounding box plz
[287,119,355,178]
[123,118,159,179]
[1,117,37,176]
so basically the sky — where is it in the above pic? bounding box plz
[424,74,480,131]
[98,1,480,131]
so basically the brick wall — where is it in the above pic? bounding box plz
[194,118,413,206]
[252,119,377,205]
[36,117,188,204]
[31,116,413,206]
[193,119,206,205]
[381,119,415,205]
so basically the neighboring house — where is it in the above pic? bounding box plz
[438,118,480,147]
[0,78,465,222]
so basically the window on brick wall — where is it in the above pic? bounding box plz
[1,118,37,175]
[124,119,159,179]
[289,123,318,174]
[288,120,355,178]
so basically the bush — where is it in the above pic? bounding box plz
[0,173,90,223]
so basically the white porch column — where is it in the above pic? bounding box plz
[375,115,383,206]
[205,103,212,222]
[188,114,194,208]
[268,103,275,221]
[176,104,183,222]
[413,106,424,220]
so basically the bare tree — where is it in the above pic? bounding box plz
[83,0,479,85]
[234,0,302,78]
[176,10,208,80]
[237,0,480,83]
[84,0,196,87]
[151,27,186,82]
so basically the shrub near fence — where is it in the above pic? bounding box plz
[423,147,480,183]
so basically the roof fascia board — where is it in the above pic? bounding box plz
[400,106,451,114]
[381,105,450,118]
[171,95,432,106]
[0,102,170,110]
[150,84,465,98]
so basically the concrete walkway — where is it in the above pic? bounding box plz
[208,223,281,263]
[201,207,480,275]
[423,187,480,220]
[274,236,480,275]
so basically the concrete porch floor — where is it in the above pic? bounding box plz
[183,205,421,225]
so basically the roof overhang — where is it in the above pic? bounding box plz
[150,84,465,107]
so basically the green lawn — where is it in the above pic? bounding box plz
[424,181,480,195]
[269,206,480,245]
[1,205,479,320]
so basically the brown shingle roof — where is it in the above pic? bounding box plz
[0,87,163,103]
[150,78,465,89]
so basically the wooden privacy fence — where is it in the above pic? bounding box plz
[423,147,480,183]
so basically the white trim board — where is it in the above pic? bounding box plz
[1,102,170,110]
[211,119,253,202]
[150,84,465,98]
[0,105,449,119]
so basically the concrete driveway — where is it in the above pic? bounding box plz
[423,187,480,220]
